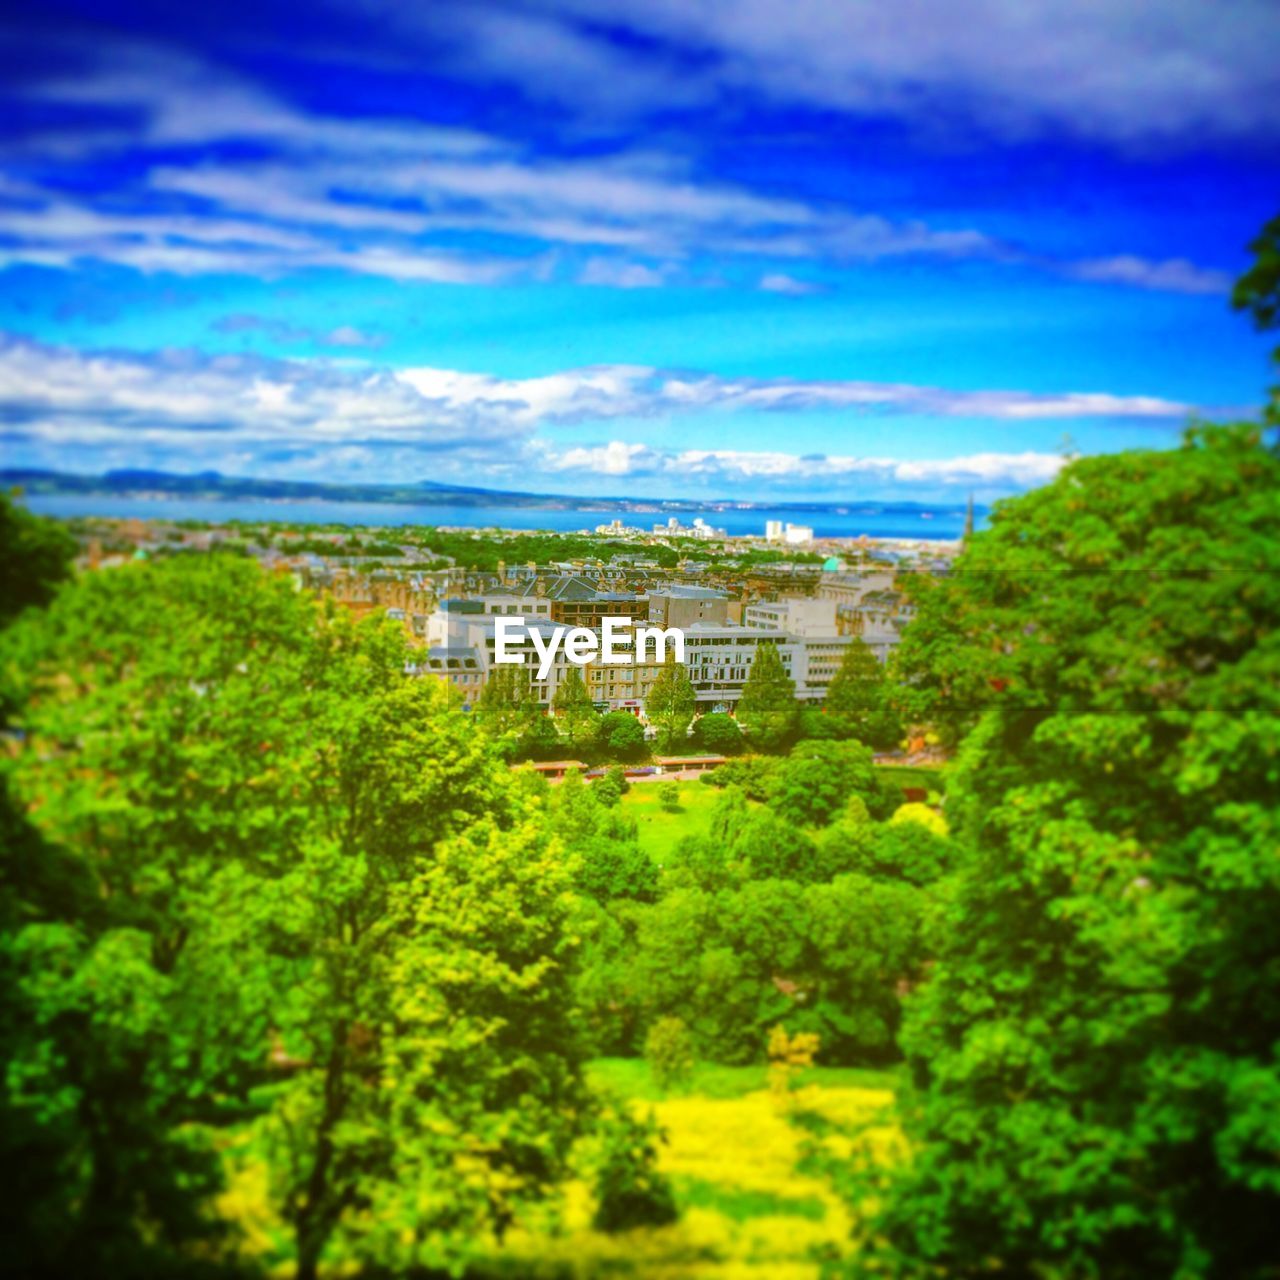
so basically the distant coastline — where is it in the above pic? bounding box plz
[1,467,980,521]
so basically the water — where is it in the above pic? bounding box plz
[20,493,971,541]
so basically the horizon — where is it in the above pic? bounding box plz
[2,2,1277,503]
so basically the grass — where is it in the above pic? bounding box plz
[588,1056,902,1101]
[621,779,721,862]
[875,763,947,795]
[488,1057,902,1278]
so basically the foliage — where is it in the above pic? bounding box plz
[657,781,681,811]
[645,656,696,751]
[690,711,744,754]
[645,1017,696,1094]
[888,801,948,837]
[701,754,780,802]
[734,641,799,750]
[599,710,647,761]
[590,1105,679,1234]
[0,491,76,628]
[848,426,1280,1278]
[475,660,539,750]
[0,554,592,1277]
[519,709,564,760]
[552,666,601,752]
[767,1026,821,1107]
[592,764,630,806]
[770,739,880,827]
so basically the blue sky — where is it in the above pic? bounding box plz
[1,0,1277,502]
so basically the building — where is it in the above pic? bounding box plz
[418,645,485,705]
[647,584,733,628]
[744,598,840,636]
[764,520,814,545]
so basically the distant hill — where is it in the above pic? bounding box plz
[1,467,979,518]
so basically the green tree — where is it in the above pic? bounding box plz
[590,1105,678,1234]
[736,641,798,750]
[844,427,1280,1277]
[645,1016,696,1093]
[1232,211,1280,418]
[1,556,591,1277]
[770,739,879,827]
[825,637,883,726]
[519,709,563,760]
[552,665,601,753]
[475,661,538,749]
[645,655,696,751]
[600,710,647,761]
[691,711,744,754]
[0,492,76,629]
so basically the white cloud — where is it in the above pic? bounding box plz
[0,42,1231,294]
[759,273,827,296]
[578,259,670,288]
[536,439,1067,490]
[3,334,1219,496]
[1066,255,1233,295]
[527,0,1280,145]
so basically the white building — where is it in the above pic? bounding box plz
[744,598,840,636]
[764,520,814,545]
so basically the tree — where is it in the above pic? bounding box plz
[0,492,76,629]
[770,739,879,827]
[0,555,591,1277]
[691,711,744,754]
[552,666,601,752]
[645,1016,696,1093]
[475,661,538,749]
[519,709,563,760]
[1232,211,1280,419]
[645,655,696,751]
[600,710,647,761]
[824,637,904,749]
[735,641,798,750]
[825,637,882,725]
[841,426,1280,1277]
[590,1105,678,1234]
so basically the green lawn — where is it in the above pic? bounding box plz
[588,1055,902,1101]
[875,763,947,795]
[621,779,721,862]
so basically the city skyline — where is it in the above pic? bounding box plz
[2,1,1278,502]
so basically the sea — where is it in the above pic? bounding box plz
[20,494,973,541]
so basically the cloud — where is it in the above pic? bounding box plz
[537,439,1067,490]
[0,40,1232,295]
[578,258,670,288]
[1,333,1217,496]
[0,337,1201,465]
[758,273,827,296]
[1065,255,1233,295]
[212,315,387,348]
[508,1,1280,145]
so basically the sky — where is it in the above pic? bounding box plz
[0,0,1277,503]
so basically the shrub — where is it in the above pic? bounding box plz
[692,712,744,754]
[591,1106,679,1234]
[657,781,681,812]
[645,1016,696,1093]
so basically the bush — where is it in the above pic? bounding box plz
[593,764,630,807]
[600,711,647,761]
[692,712,744,754]
[645,1016,696,1093]
[591,1106,679,1234]
[657,781,681,812]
